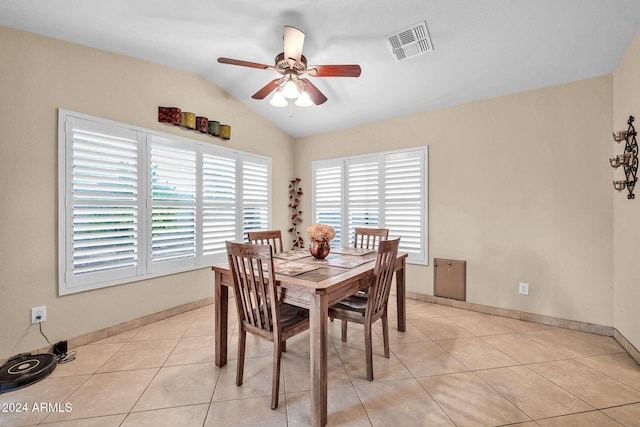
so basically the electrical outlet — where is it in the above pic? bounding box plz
[518,282,530,296]
[31,305,46,324]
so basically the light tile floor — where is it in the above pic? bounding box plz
[2,297,640,426]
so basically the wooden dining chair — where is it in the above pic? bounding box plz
[329,227,390,327]
[354,227,389,250]
[225,241,309,409]
[247,229,284,253]
[328,238,400,381]
[352,227,390,296]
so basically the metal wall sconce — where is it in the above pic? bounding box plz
[610,116,638,199]
[610,153,632,168]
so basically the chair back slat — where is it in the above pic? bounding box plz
[231,256,247,322]
[255,259,272,331]
[367,238,400,318]
[226,241,278,334]
[354,227,389,250]
[248,230,284,253]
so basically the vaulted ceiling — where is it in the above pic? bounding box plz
[2,0,640,138]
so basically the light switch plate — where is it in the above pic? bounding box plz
[518,282,530,296]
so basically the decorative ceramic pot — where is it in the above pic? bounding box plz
[181,112,196,129]
[310,239,330,259]
[158,106,182,124]
[208,120,220,136]
[219,124,231,140]
[196,116,209,133]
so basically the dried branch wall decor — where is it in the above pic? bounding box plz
[288,178,304,248]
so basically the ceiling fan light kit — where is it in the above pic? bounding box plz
[295,90,313,107]
[269,90,288,107]
[282,79,301,99]
[218,26,361,108]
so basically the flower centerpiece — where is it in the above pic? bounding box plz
[306,223,336,259]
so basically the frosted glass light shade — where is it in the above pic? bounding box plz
[270,90,288,107]
[295,90,313,107]
[282,80,300,99]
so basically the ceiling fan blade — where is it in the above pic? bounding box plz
[283,26,305,65]
[300,79,328,105]
[307,65,362,77]
[251,79,283,99]
[217,57,275,71]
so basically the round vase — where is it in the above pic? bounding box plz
[310,239,330,259]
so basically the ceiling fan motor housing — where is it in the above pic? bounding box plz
[275,52,307,74]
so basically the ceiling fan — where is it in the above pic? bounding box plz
[217,26,361,106]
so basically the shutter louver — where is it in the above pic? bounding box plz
[348,160,380,245]
[150,143,196,263]
[202,153,236,256]
[71,126,139,277]
[384,152,424,259]
[242,159,269,239]
[313,165,343,245]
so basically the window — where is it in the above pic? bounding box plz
[59,110,271,294]
[311,147,428,264]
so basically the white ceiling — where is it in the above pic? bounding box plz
[2,0,640,138]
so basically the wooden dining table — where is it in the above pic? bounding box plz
[212,247,407,427]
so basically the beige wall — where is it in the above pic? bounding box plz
[295,76,614,327]
[3,24,638,360]
[0,27,295,359]
[613,30,640,349]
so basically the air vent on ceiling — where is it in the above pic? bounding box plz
[385,20,434,62]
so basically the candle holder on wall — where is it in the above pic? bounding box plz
[613,180,628,192]
[613,130,628,142]
[609,153,632,168]
[610,116,638,199]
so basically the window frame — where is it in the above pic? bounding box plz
[58,109,271,295]
[311,146,428,265]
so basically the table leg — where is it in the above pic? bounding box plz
[309,293,328,427]
[396,259,406,332]
[214,271,229,367]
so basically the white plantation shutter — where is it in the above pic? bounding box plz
[149,137,197,268]
[383,150,425,262]
[201,152,236,259]
[59,110,272,294]
[347,158,380,246]
[312,162,343,245]
[241,158,270,239]
[312,147,428,265]
[61,117,144,291]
